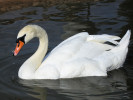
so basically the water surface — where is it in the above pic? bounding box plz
[0,0,133,100]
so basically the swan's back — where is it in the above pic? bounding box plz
[43,32,118,64]
[36,31,130,79]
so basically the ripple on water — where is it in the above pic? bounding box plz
[0,0,133,100]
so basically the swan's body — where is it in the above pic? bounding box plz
[13,25,130,79]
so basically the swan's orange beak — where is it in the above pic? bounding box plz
[13,40,24,56]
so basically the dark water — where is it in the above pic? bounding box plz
[0,0,133,100]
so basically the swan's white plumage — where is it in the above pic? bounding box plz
[16,25,130,79]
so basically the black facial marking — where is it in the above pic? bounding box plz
[16,34,26,44]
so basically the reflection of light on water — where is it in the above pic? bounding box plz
[26,87,47,100]
[19,69,127,100]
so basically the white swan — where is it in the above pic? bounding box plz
[13,25,131,79]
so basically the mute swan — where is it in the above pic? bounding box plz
[13,25,130,79]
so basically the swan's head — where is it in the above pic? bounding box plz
[13,25,43,56]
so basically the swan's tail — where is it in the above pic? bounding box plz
[119,30,131,48]
[95,30,131,72]
[107,30,131,71]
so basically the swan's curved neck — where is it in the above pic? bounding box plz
[32,33,48,69]
[18,30,48,79]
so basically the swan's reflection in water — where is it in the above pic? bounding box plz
[19,69,128,100]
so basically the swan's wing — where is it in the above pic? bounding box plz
[44,32,119,65]
[37,32,125,78]
[51,32,89,52]
[43,32,89,64]
[70,42,112,60]
[59,32,129,78]
[70,34,121,59]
